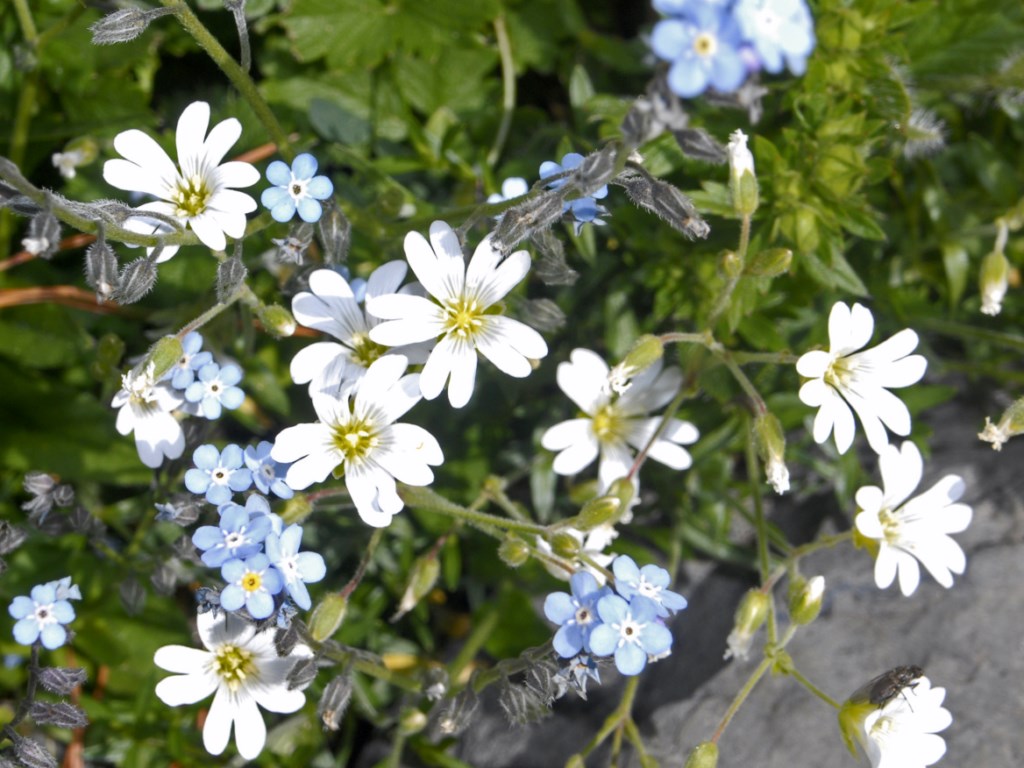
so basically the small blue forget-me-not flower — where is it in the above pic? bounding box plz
[220,553,284,620]
[543,571,612,658]
[166,331,212,390]
[8,581,77,650]
[261,153,334,224]
[184,361,245,420]
[588,593,673,676]
[192,498,272,567]
[264,524,326,610]
[611,554,688,619]
[244,441,294,499]
[184,443,253,505]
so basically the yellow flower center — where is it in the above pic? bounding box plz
[331,418,379,462]
[823,355,853,390]
[442,297,485,339]
[877,508,902,545]
[693,32,717,58]
[350,332,388,368]
[591,404,622,442]
[212,644,256,691]
[172,174,212,218]
[240,571,263,593]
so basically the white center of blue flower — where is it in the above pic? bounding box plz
[693,32,718,59]
[613,613,645,646]
[288,177,309,202]
[33,603,56,626]
[278,556,300,581]
[574,605,595,626]
[637,577,662,601]
[224,531,245,549]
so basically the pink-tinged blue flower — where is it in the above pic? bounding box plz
[261,153,334,224]
[8,583,76,650]
[611,555,688,619]
[734,0,815,76]
[543,571,612,658]
[264,524,326,611]
[651,6,747,98]
[166,331,213,390]
[184,362,245,420]
[244,441,294,499]
[220,554,283,619]
[539,153,609,235]
[192,499,273,567]
[588,594,673,676]
[185,443,253,505]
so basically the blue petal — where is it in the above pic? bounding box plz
[192,443,221,470]
[219,504,248,531]
[262,568,284,594]
[246,591,275,619]
[651,19,690,61]
[307,176,333,199]
[221,444,244,468]
[286,580,311,610]
[192,525,223,550]
[296,197,323,223]
[292,153,318,180]
[206,483,232,506]
[614,644,646,675]
[709,47,747,93]
[544,592,576,624]
[296,552,326,582]
[569,571,599,601]
[247,515,272,543]
[9,596,34,620]
[220,387,245,411]
[184,382,204,403]
[201,548,230,568]
[640,622,673,656]
[219,585,245,611]
[553,624,584,658]
[182,331,203,355]
[39,623,67,650]
[13,618,40,645]
[222,559,246,582]
[228,468,253,492]
[184,468,212,494]
[51,600,75,623]
[560,153,584,170]
[266,160,292,186]
[270,478,294,499]
[668,58,710,98]
[201,396,223,420]
[587,624,617,657]
[197,362,220,383]
[539,160,563,182]
[271,199,297,223]
[262,186,290,209]
[219,365,243,387]
[597,594,629,624]
[245,494,271,516]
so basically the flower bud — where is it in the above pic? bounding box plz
[550,531,581,559]
[611,334,664,394]
[753,412,789,494]
[607,476,637,514]
[391,553,440,621]
[498,536,531,568]
[309,592,348,642]
[115,256,158,304]
[398,708,428,736]
[788,575,825,626]
[258,303,297,338]
[279,492,313,525]
[318,674,353,731]
[565,755,587,768]
[216,255,247,303]
[727,129,758,216]
[145,336,184,381]
[722,249,743,278]
[576,495,622,530]
[85,237,120,303]
[684,742,719,768]
[979,396,1024,450]
[979,248,1010,316]
[724,589,769,661]
[744,247,793,278]
[90,7,173,45]
[52,137,98,180]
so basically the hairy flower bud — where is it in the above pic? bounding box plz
[550,531,581,559]
[84,236,120,302]
[684,742,719,768]
[614,169,710,240]
[724,589,769,660]
[610,334,664,394]
[498,536,531,568]
[492,192,567,253]
[23,209,60,259]
[145,335,184,381]
[279,492,313,524]
[576,495,621,530]
[788,575,825,626]
[258,303,296,338]
[216,255,248,303]
[89,8,173,45]
[753,412,789,494]
[114,256,158,304]
[744,247,793,278]
[318,674,353,731]
[979,248,1010,316]
[309,593,347,642]
[391,553,440,621]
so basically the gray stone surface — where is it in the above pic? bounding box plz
[452,398,1024,767]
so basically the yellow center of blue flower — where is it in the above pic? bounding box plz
[693,32,717,58]
[241,571,262,593]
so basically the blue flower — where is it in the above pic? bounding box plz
[166,331,212,390]
[184,362,245,420]
[264,524,326,610]
[230,493,285,536]
[261,153,334,224]
[192,498,272,567]
[184,444,253,505]
[651,6,747,98]
[244,441,294,499]
[539,153,609,234]
[733,0,815,76]
[220,554,284,619]
[543,571,612,658]
[43,576,82,602]
[611,555,688,618]
[8,583,76,650]
[588,594,673,675]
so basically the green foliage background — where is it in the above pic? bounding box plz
[0,0,1022,765]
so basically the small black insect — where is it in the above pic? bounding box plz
[853,665,924,707]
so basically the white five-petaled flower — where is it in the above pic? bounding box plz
[290,263,428,397]
[154,610,313,761]
[111,363,185,468]
[541,348,699,493]
[854,441,972,597]
[796,301,927,455]
[366,220,548,409]
[271,355,443,527]
[862,675,952,768]
[103,100,259,261]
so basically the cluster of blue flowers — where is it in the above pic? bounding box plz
[165,332,246,420]
[650,0,815,99]
[543,555,686,677]
[190,494,326,618]
[8,577,81,650]
[261,153,334,224]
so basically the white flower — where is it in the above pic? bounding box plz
[111,362,185,468]
[103,100,259,261]
[854,441,972,596]
[52,148,86,179]
[271,355,443,527]
[727,128,755,181]
[541,348,699,492]
[290,263,428,397]
[863,674,952,768]
[536,523,618,584]
[154,610,313,761]
[796,301,927,455]
[366,221,548,409]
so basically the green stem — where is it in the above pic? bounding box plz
[322,648,421,693]
[486,15,516,168]
[711,656,771,744]
[707,213,752,327]
[790,665,841,709]
[341,529,384,599]
[12,0,38,44]
[717,351,767,415]
[731,350,799,365]
[175,283,249,338]
[162,0,293,159]
[745,428,776,642]
[401,486,548,536]
[580,675,641,758]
